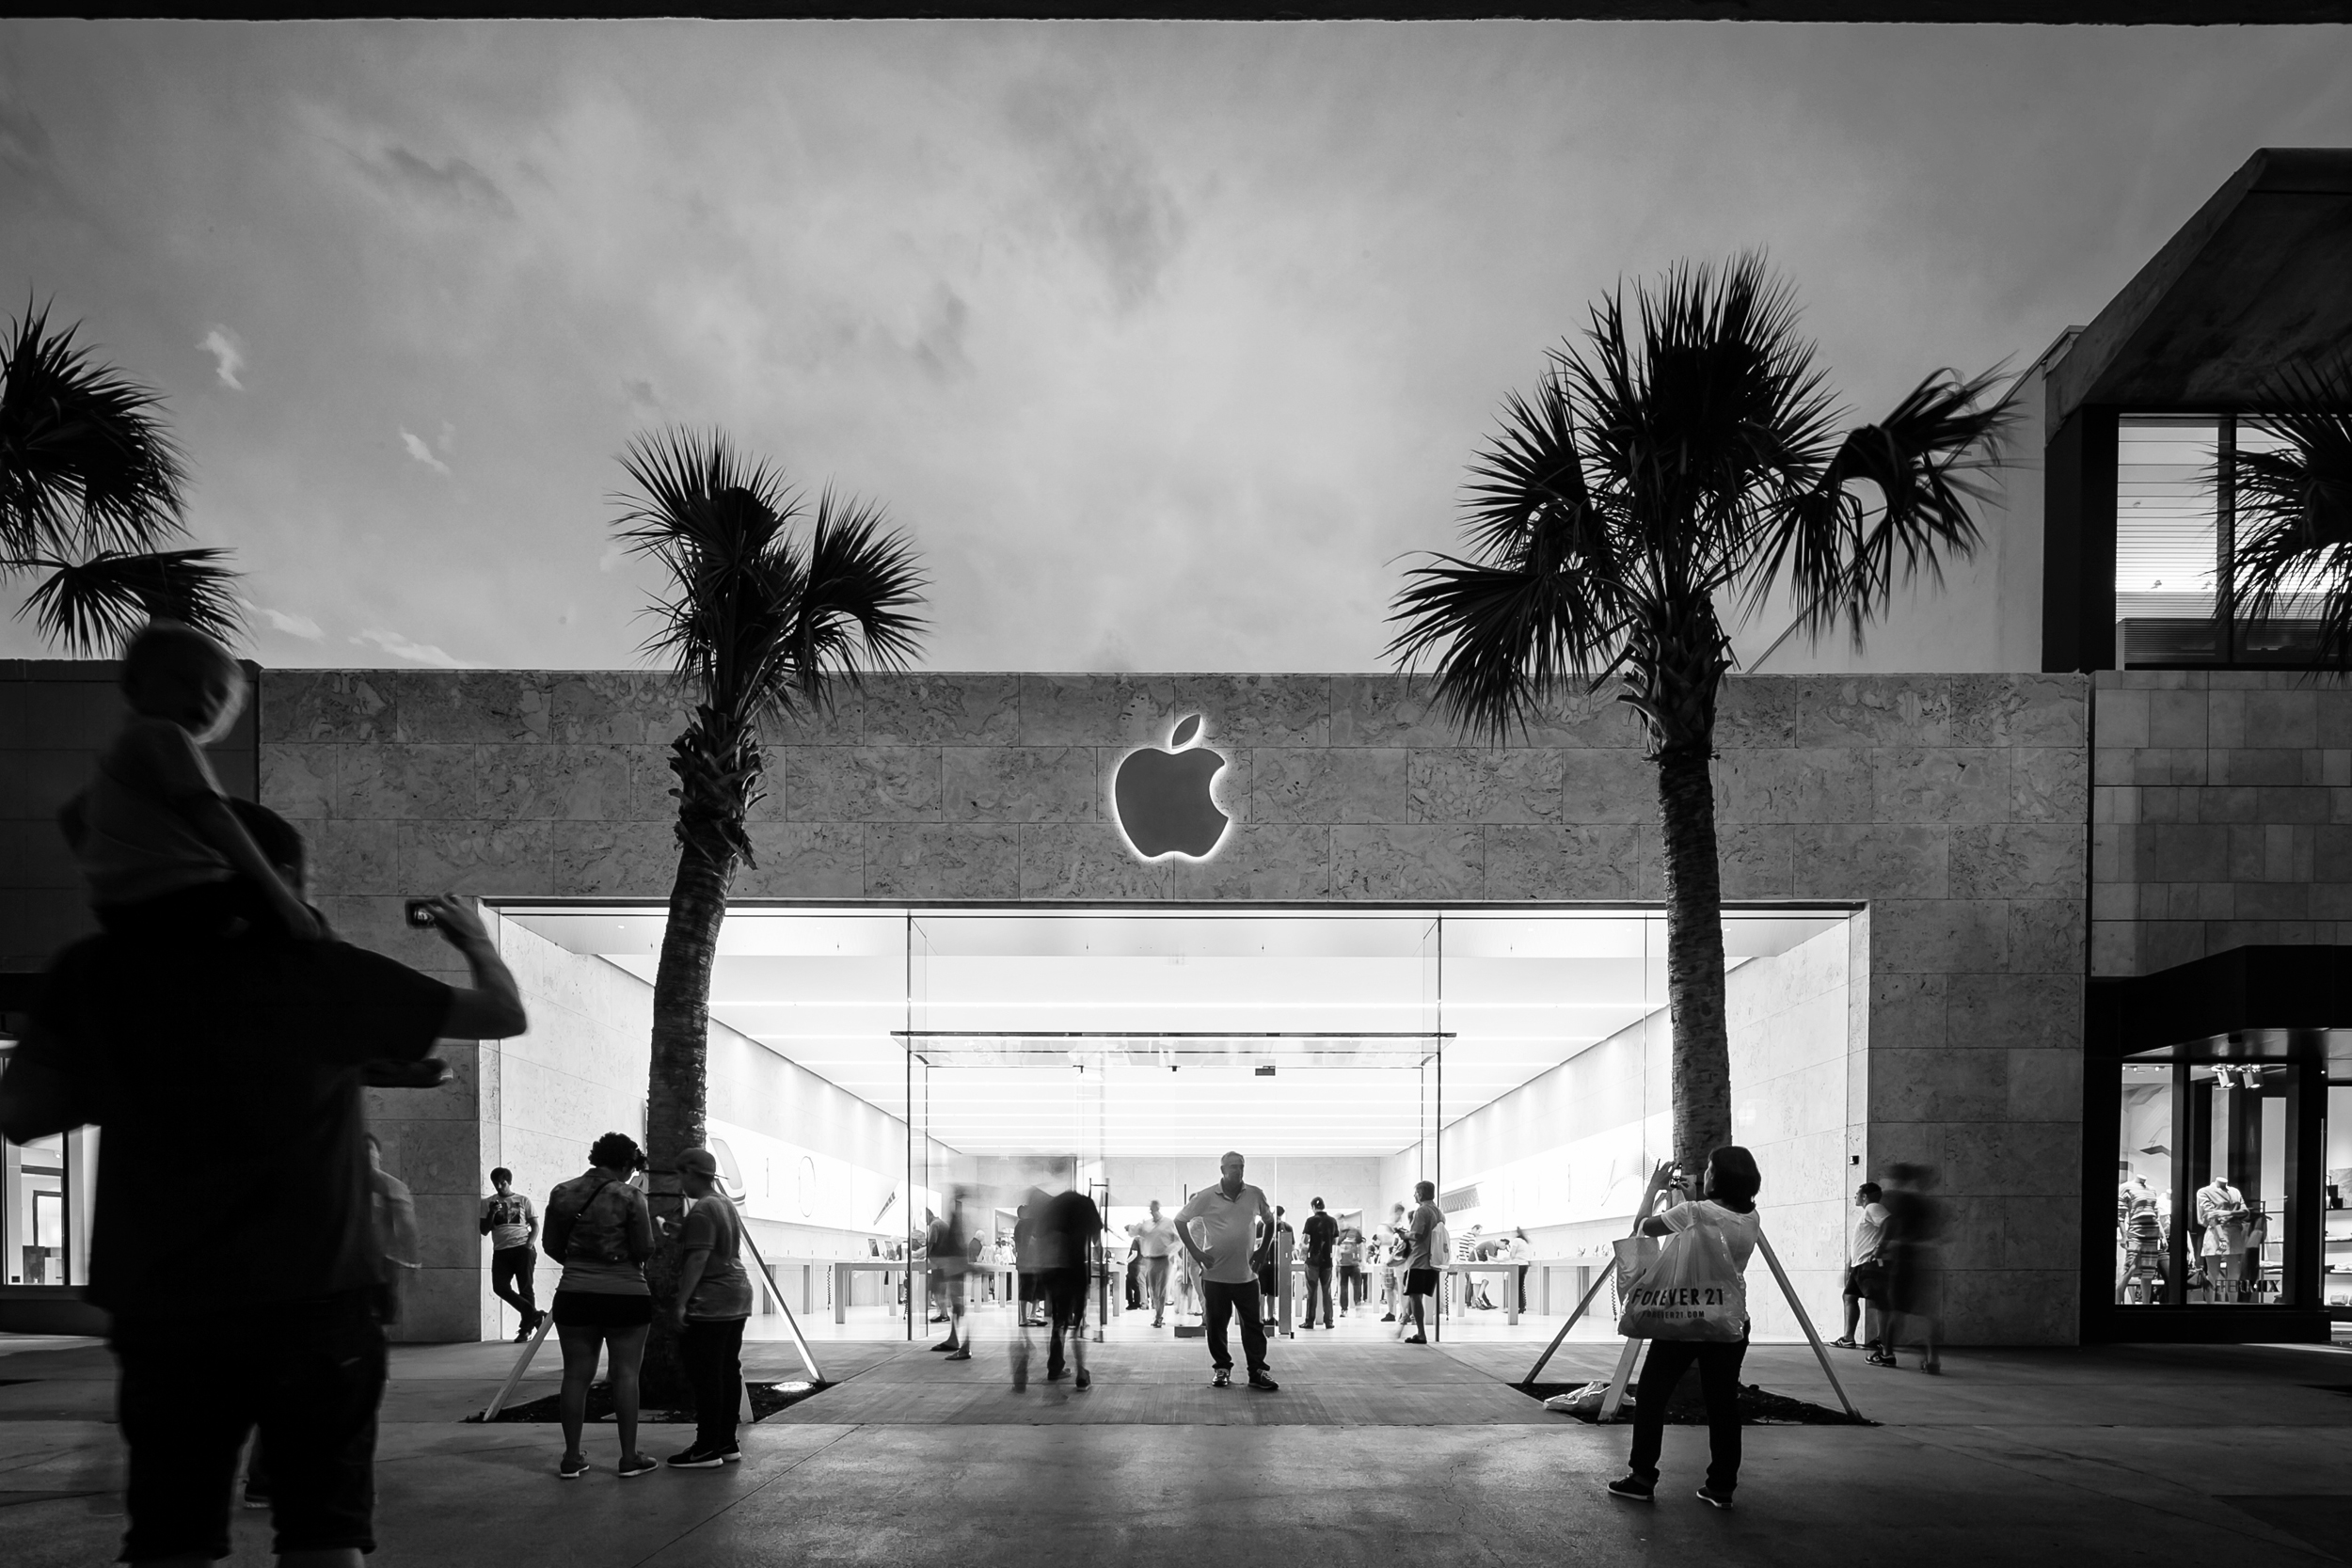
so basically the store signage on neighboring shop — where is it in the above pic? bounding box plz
[1113,713,1231,862]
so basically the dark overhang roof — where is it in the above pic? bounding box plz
[2087,944,2352,1059]
[2049,148,2352,424]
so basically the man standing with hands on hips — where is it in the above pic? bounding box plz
[1174,1151,1280,1391]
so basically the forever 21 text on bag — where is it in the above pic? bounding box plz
[1614,1211,1746,1342]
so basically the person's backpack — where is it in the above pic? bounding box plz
[564,1175,636,1267]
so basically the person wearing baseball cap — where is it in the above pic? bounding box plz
[666,1147,754,1469]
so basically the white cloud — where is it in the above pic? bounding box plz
[199,326,245,389]
[399,427,451,476]
[237,598,324,640]
[352,627,468,667]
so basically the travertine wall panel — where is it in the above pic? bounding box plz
[256,668,2090,1343]
[2092,672,2352,975]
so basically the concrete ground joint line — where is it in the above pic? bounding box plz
[625,1426,865,1568]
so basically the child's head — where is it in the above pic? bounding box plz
[121,620,245,741]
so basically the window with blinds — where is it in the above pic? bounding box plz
[2115,416,2220,664]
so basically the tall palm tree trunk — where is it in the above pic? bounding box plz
[641,835,735,1410]
[1654,739,1732,1174]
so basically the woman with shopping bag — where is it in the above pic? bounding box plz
[1606,1146,1762,1512]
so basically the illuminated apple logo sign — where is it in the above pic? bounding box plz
[1114,714,1229,861]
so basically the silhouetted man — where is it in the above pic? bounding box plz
[1301,1196,1339,1329]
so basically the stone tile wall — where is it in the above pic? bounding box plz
[2092,670,2352,976]
[258,668,2090,1343]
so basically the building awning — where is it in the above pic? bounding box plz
[2048,147,2352,422]
[2086,943,2352,1061]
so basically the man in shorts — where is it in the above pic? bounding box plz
[0,805,529,1568]
[1403,1180,1443,1345]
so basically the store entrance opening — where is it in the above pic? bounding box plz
[499,903,1856,1348]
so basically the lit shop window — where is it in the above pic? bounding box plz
[4,1127,96,1289]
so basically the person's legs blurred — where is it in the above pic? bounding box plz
[1145,1255,1169,1323]
[555,1323,604,1462]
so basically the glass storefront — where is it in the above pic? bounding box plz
[3,1125,96,1291]
[2110,1048,2329,1313]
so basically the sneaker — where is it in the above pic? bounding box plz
[945,1349,971,1362]
[1074,1370,1091,1391]
[930,1337,959,1352]
[1867,1352,1898,1368]
[667,1447,726,1469]
[1212,1369,1232,1388]
[241,1483,270,1511]
[617,1453,659,1480]
[1248,1371,1279,1392]
[1696,1484,1735,1510]
[1380,1313,1396,1323]
[514,1323,533,1343]
[558,1453,589,1481]
[1403,1334,1427,1345]
[1830,1337,1856,1349]
[1606,1474,1655,1502]
[713,1447,742,1464]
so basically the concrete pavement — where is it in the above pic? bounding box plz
[3,1331,2349,1565]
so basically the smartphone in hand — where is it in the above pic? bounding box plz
[404,899,437,929]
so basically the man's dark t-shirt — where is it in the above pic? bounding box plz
[1303,1210,1338,1266]
[22,932,453,1322]
[1035,1189,1104,1272]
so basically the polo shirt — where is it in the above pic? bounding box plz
[1174,1181,1273,1284]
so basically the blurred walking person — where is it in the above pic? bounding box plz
[927,1186,973,1361]
[481,1166,543,1341]
[1136,1198,1178,1327]
[665,1146,755,1467]
[1175,1152,1280,1391]
[1034,1181,1104,1391]
[1608,1148,1764,1512]
[1335,1226,1363,1318]
[1873,1164,1946,1374]
[1009,1187,1051,1390]
[545,1132,659,1481]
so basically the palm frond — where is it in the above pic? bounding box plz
[2233,360,2352,666]
[1387,550,1633,744]
[0,302,189,561]
[1758,362,2018,644]
[612,425,927,731]
[9,546,242,657]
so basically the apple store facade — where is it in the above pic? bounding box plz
[0,664,2099,1347]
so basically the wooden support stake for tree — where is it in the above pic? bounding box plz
[481,1314,554,1422]
[740,1227,826,1386]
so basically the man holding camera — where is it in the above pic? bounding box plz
[0,801,529,1568]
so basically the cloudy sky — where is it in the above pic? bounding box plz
[3,21,2347,674]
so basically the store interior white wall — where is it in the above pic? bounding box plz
[1391,922,1856,1338]
[486,916,924,1338]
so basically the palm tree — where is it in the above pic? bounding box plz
[614,427,924,1389]
[1,302,239,651]
[1387,255,2014,1175]
[2228,358,2352,665]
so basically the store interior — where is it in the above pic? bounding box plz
[498,902,1859,1345]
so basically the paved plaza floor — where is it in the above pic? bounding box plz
[3,1323,2351,1566]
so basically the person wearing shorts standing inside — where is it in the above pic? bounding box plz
[482,1167,543,1341]
[1835,1182,1888,1350]
[665,1147,754,1468]
[544,1132,658,1481]
[1402,1182,1443,1344]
